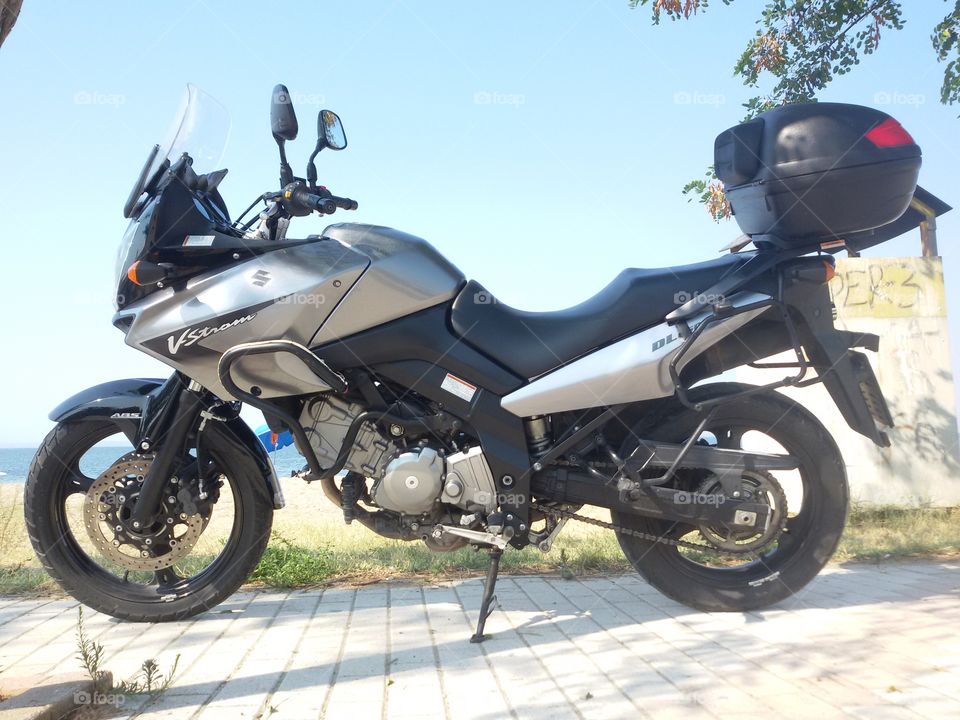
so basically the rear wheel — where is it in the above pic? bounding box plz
[613,384,848,612]
[24,419,273,622]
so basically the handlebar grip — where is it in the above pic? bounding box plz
[306,193,336,214]
[331,196,358,211]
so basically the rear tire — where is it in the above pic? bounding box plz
[24,419,273,622]
[614,384,848,612]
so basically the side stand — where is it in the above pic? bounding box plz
[470,547,503,643]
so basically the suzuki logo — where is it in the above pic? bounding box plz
[251,269,271,287]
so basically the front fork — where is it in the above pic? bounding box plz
[129,373,208,529]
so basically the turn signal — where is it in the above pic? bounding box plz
[822,260,837,283]
[126,260,169,286]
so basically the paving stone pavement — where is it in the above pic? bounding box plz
[0,561,957,719]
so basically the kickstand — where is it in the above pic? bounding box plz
[470,546,503,643]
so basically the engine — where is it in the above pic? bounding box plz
[299,396,498,517]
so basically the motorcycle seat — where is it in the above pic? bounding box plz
[450,252,750,380]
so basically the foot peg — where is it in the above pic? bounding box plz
[470,547,503,643]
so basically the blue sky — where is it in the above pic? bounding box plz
[0,0,957,446]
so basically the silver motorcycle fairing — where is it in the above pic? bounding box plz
[501,293,771,416]
[114,224,465,400]
[310,223,465,345]
[116,240,369,399]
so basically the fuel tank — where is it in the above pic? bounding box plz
[310,223,464,345]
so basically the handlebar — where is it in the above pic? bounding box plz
[306,192,358,213]
[329,195,358,211]
[281,182,358,217]
[304,192,337,214]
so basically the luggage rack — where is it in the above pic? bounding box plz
[667,294,825,413]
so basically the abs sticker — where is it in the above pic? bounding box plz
[440,373,477,402]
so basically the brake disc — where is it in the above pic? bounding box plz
[82,453,205,571]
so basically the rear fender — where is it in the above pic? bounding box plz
[677,257,894,447]
[49,377,285,508]
[781,262,893,447]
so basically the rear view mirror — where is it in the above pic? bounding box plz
[271,84,298,185]
[319,110,347,150]
[306,109,347,187]
[270,84,299,142]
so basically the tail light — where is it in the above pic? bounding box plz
[865,118,915,148]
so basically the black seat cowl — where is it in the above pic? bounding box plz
[449,253,752,380]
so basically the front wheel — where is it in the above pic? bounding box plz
[24,419,273,622]
[613,384,848,612]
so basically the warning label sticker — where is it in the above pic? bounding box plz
[440,373,477,402]
[183,235,216,247]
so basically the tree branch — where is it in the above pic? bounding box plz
[0,0,23,50]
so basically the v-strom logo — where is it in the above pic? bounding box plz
[167,314,257,355]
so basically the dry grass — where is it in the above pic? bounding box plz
[1,481,957,596]
[834,503,960,562]
[0,484,51,594]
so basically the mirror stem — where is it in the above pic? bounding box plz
[306,149,320,189]
[277,140,293,186]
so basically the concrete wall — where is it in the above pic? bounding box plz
[738,256,960,507]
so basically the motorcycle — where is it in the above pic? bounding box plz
[25,84,950,641]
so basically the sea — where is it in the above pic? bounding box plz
[0,444,309,483]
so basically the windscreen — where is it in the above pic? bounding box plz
[126,84,232,210]
[155,84,231,174]
[116,85,232,307]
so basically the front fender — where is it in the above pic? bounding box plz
[49,377,285,509]
[50,377,164,424]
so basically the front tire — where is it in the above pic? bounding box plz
[24,419,273,622]
[614,384,848,612]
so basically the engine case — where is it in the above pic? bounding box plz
[374,447,445,514]
[441,446,498,515]
[300,396,499,517]
[299,396,397,477]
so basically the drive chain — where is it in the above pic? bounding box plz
[530,502,716,552]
